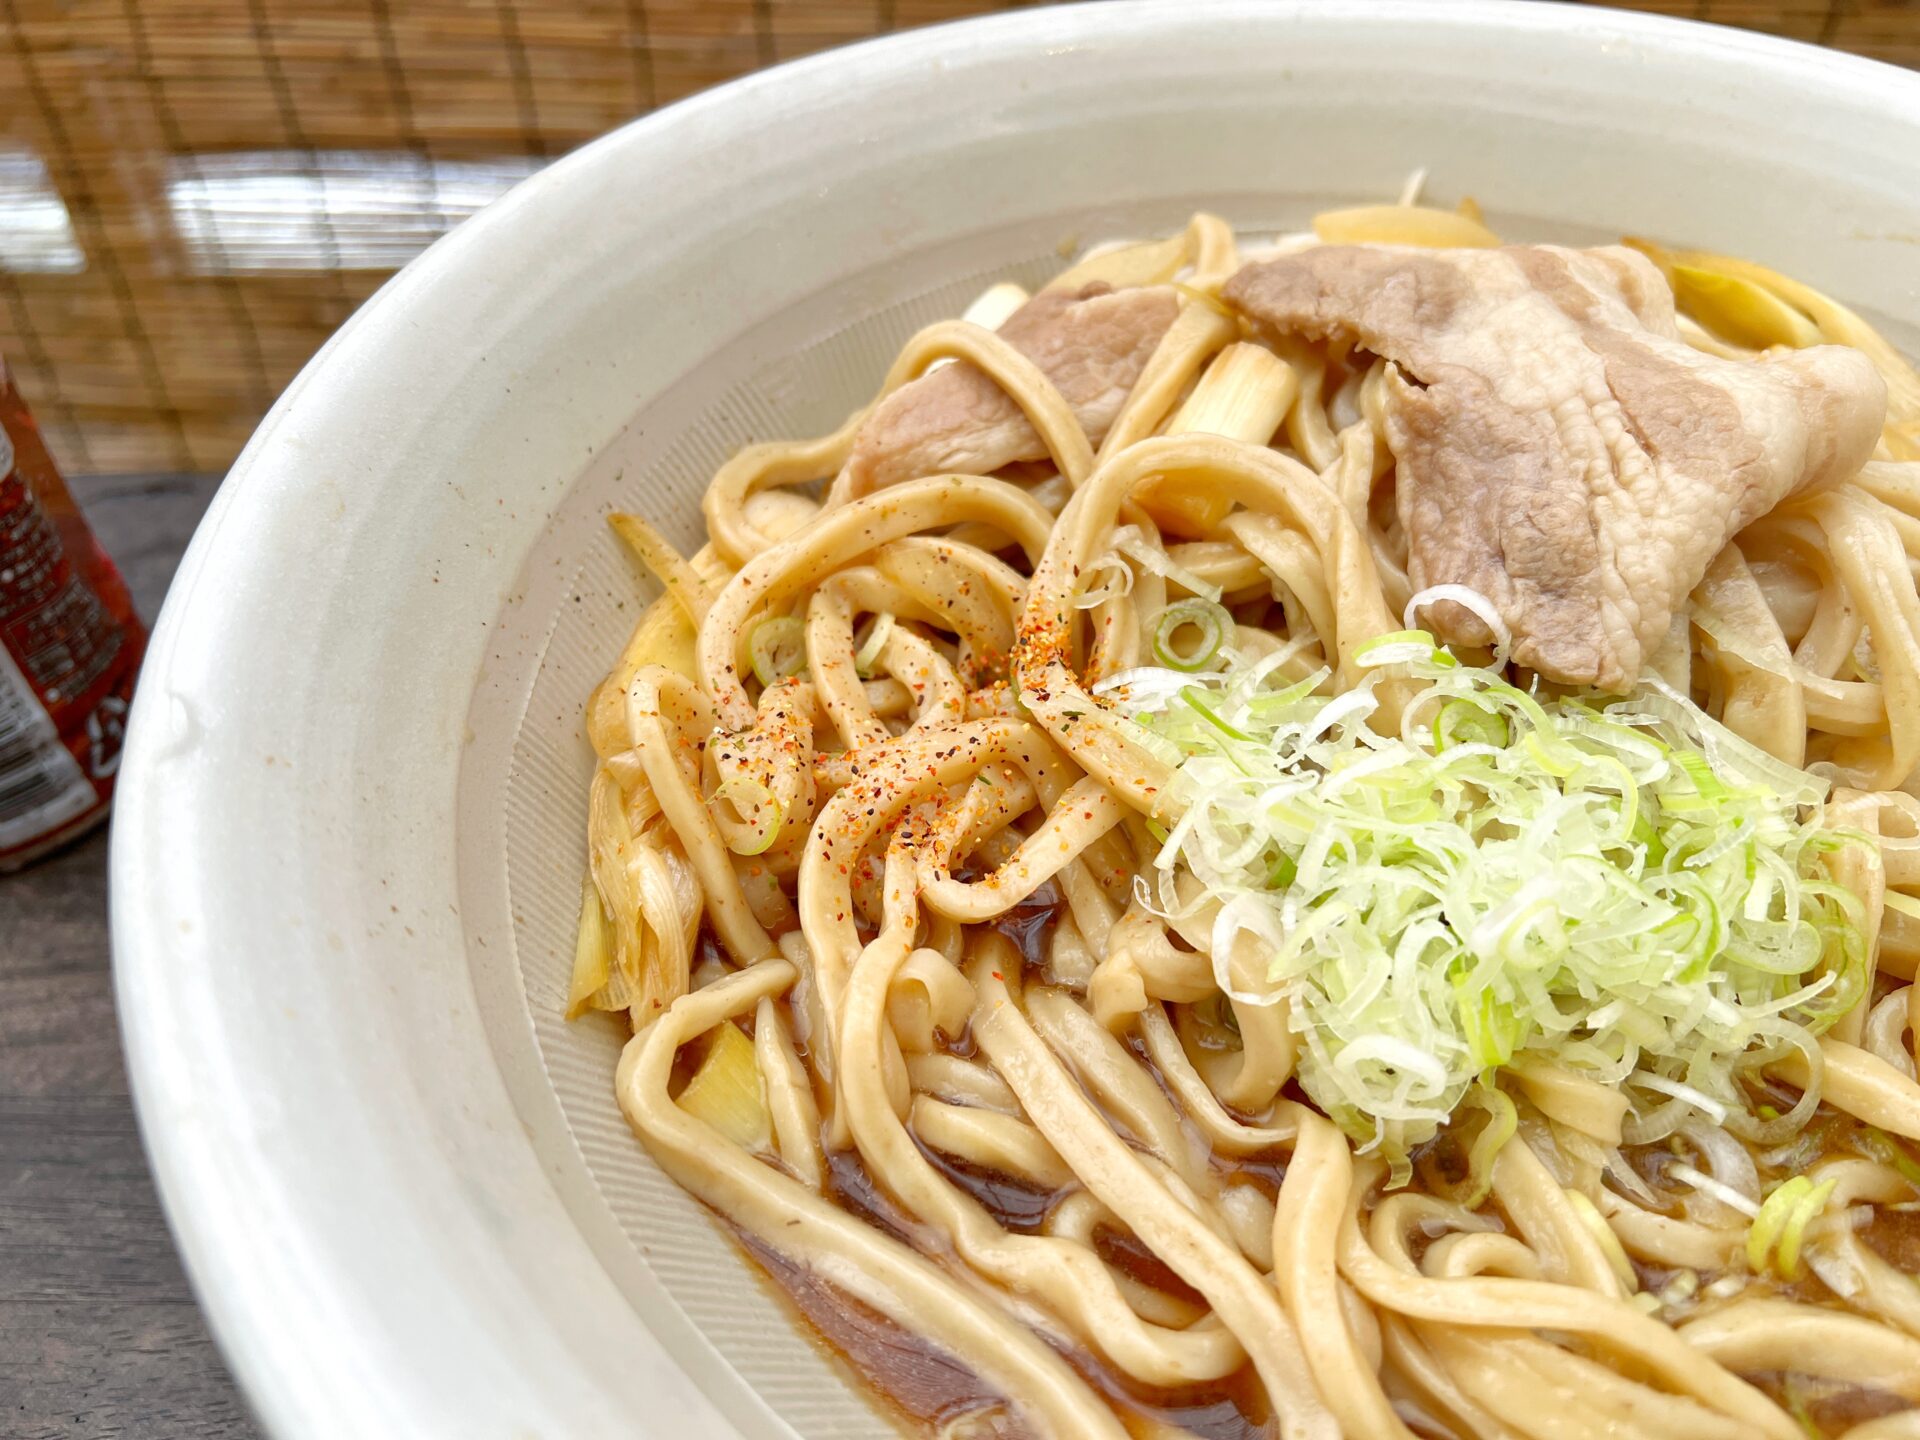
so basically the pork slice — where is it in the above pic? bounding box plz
[1224,244,1886,689]
[847,282,1179,491]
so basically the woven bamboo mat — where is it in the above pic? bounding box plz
[0,0,1913,475]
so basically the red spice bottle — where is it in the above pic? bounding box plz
[0,356,147,870]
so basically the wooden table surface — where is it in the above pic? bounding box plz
[0,472,261,1439]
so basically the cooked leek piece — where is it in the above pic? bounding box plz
[609,512,714,625]
[1629,236,1920,421]
[677,1021,772,1152]
[1670,264,1822,351]
[1048,232,1189,293]
[1139,343,1298,536]
[1313,203,1500,249]
[587,562,710,758]
[565,871,616,1020]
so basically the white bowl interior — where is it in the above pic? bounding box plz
[114,6,1920,1439]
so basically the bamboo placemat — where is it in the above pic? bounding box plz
[0,0,1913,475]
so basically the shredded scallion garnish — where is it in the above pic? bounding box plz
[748,616,808,686]
[713,775,786,856]
[1119,632,1869,1171]
[1152,599,1233,673]
[1747,1174,1837,1279]
[853,613,894,677]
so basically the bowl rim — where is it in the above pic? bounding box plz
[110,3,1920,1437]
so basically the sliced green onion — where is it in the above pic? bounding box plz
[1114,626,1863,1168]
[1672,750,1729,803]
[1355,629,1447,668]
[1073,556,1134,611]
[1180,689,1253,742]
[1405,583,1512,659]
[1115,526,1222,601]
[1434,697,1511,751]
[854,613,895,677]
[713,775,786,856]
[1773,1177,1836,1280]
[1458,983,1525,1070]
[1459,1084,1516,1207]
[1669,1161,1760,1219]
[1747,1176,1813,1275]
[748,616,808,686]
[1152,600,1232,672]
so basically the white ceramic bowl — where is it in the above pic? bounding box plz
[112,4,1920,1437]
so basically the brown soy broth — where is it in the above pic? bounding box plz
[1865,1206,1920,1272]
[1742,1371,1911,1437]
[983,875,1064,967]
[918,1146,1058,1233]
[748,1108,1285,1435]
[874,1157,1269,1433]
[825,1146,922,1247]
[741,1208,1276,1440]
[1097,1367,1272,1440]
[1092,1225,1209,1312]
[738,1229,1033,1439]
[721,880,1291,1436]
[785,1046,1920,1437]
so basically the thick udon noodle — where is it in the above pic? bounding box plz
[579,208,1920,1439]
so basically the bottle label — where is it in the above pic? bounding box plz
[0,640,94,849]
[0,463,128,715]
[0,385,146,868]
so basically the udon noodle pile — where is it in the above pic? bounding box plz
[572,195,1920,1439]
